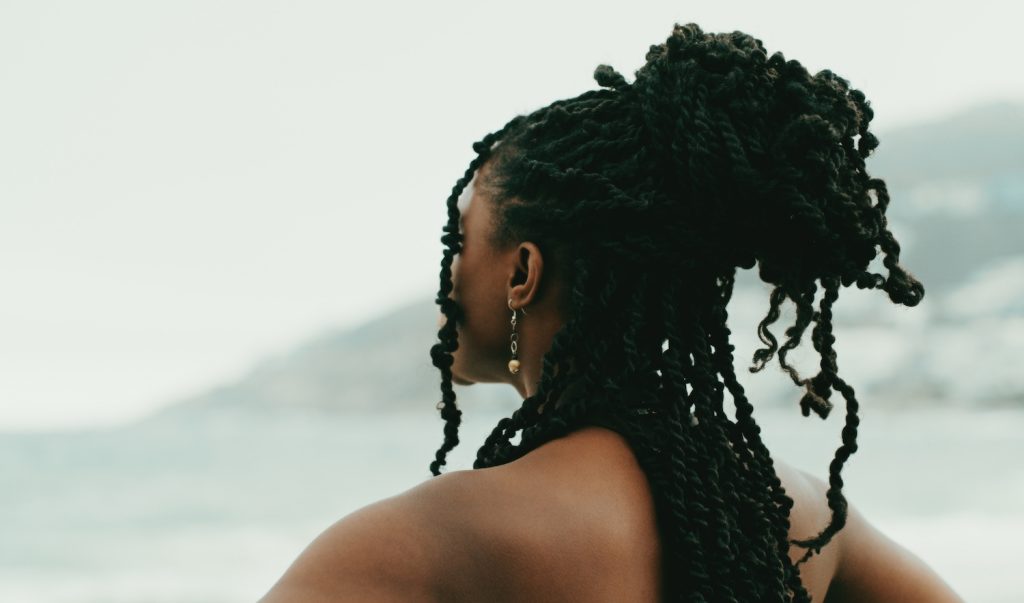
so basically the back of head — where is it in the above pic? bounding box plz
[430,23,923,602]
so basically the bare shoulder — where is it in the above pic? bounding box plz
[772,459,964,602]
[259,428,660,603]
[822,488,965,601]
[257,469,481,602]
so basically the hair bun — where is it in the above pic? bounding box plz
[628,22,894,288]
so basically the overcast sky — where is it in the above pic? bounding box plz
[1,0,1020,431]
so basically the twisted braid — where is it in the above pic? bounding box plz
[429,22,923,601]
[428,117,526,476]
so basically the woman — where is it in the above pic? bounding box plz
[261,23,963,602]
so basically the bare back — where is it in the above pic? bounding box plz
[489,425,960,602]
[261,423,962,602]
[490,425,840,602]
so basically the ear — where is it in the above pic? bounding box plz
[507,242,544,310]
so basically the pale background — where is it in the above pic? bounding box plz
[2,0,1021,430]
[2,2,1023,601]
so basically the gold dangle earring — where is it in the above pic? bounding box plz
[507,298,525,374]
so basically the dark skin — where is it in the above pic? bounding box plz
[444,159,565,398]
[260,160,964,602]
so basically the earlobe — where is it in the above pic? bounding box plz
[508,242,544,309]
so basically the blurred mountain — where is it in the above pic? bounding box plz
[867,100,1024,293]
[152,299,521,420]
[151,100,1024,421]
[868,100,1024,188]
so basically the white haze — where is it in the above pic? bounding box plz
[1,0,1021,430]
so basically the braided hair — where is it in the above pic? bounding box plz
[428,23,923,602]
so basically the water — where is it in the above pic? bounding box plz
[1,406,1021,602]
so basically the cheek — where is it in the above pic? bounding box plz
[452,262,505,351]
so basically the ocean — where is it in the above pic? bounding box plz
[1,405,1021,602]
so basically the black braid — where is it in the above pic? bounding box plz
[429,117,526,476]
[429,22,923,601]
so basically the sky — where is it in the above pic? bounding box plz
[1,0,1021,431]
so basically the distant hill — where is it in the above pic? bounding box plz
[150,100,1024,421]
[153,299,522,420]
[868,100,1024,188]
[868,100,1024,293]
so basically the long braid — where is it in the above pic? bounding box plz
[708,272,809,599]
[429,117,526,476]
[429,23,924,600]
[791,278,859,562]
